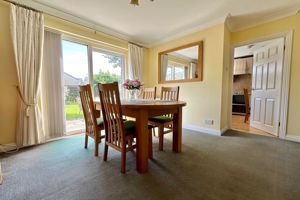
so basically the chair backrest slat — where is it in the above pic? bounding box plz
[80,84,97,135]
[98,82,125,148]
[160,86,180,118]
[141,87,156,100]
[160,86,179,101]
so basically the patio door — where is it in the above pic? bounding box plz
[91,49,125,99]
[62,40,89,134]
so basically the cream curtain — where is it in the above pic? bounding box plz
[10,4,45,147]
[184,66,189,79]
[41,31,65,140]
[128,43,143,80]
[161,54,168,80]
[190,62,197,79]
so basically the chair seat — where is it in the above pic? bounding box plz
[124,120,136,136]
[124,121,154,136]
[96,117,104,126]
[149,116,173,123]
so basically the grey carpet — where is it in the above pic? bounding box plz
[0,130,300,200]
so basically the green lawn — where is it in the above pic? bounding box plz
[65,103,83,120]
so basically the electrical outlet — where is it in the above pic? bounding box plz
[204,119,214,125]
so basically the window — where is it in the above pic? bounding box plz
[62,40,125,134]
[166,66,173,81]
[92,49,124,99]
[62,40,89,134]
[166,62,186,81]
[174,66,185,80]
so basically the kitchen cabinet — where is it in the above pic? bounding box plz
[233,57,253,75]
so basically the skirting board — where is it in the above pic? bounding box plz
[284,135,300,143]
[183,124,228,136]
[0,143,17,153]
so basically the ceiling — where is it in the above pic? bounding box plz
[21,0,300,47]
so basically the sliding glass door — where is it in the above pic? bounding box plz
[61,40,125,134]
[62,40,89,134]
[92,49,124,99]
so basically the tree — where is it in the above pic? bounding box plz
[65,86,80,103]
[92,69,121,96]
[103,54,121,68]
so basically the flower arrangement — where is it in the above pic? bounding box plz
[122,79,143,90]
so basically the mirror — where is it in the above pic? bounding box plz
[158,41,203,83]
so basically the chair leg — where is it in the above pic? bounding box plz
[94,138,99,157]
[103,143,108,161]
[84,134,88,148]
[129,138,135,152]
[244,114,249,123]
[148,129,153,159]
[158,125,164,151]
[99,130,102,143]
[128,137,133,148]
[121,148,126,173]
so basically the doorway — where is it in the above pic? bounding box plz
[231,37,285,137]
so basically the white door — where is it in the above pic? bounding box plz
[250,38,285,136]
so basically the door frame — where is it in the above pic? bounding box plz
[228,31,293,139]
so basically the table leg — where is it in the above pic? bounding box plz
[135,110,149,173]
[173,107,182,153]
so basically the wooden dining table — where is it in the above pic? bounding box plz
[95,99,187,173]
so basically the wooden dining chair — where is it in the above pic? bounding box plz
[243,88,250,123]
[141,87,156,100]
[148,86,180,151]
[79,84,105,157]
[140,87,157,137]
[98,82,153,173]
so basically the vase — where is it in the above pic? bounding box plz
[128,89,140,100]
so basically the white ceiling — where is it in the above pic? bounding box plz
[22,0,300,47]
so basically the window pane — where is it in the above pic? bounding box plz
[166,66,173,81]
[174,66,185,80]
[92,51,123,99]
[62,40,89,134]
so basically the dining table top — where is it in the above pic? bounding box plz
[95,99,187,109]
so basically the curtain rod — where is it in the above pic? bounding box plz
[128,42,144,48]
[44,26,128,52]
[2,0,145,48]
[3,0,41,12]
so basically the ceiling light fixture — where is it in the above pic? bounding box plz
[130,0,139,6]
[130,0,154,6]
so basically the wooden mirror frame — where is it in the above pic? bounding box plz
[158,41,203,84]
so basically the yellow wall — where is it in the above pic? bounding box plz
[145,13,300,136]
[231,13,300,136]
[142,48,150,84]
[0,2,135,144]
[220,24,231,130]
[0,3,18,144]
[1,0,299,144]
[145,24,226,131]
